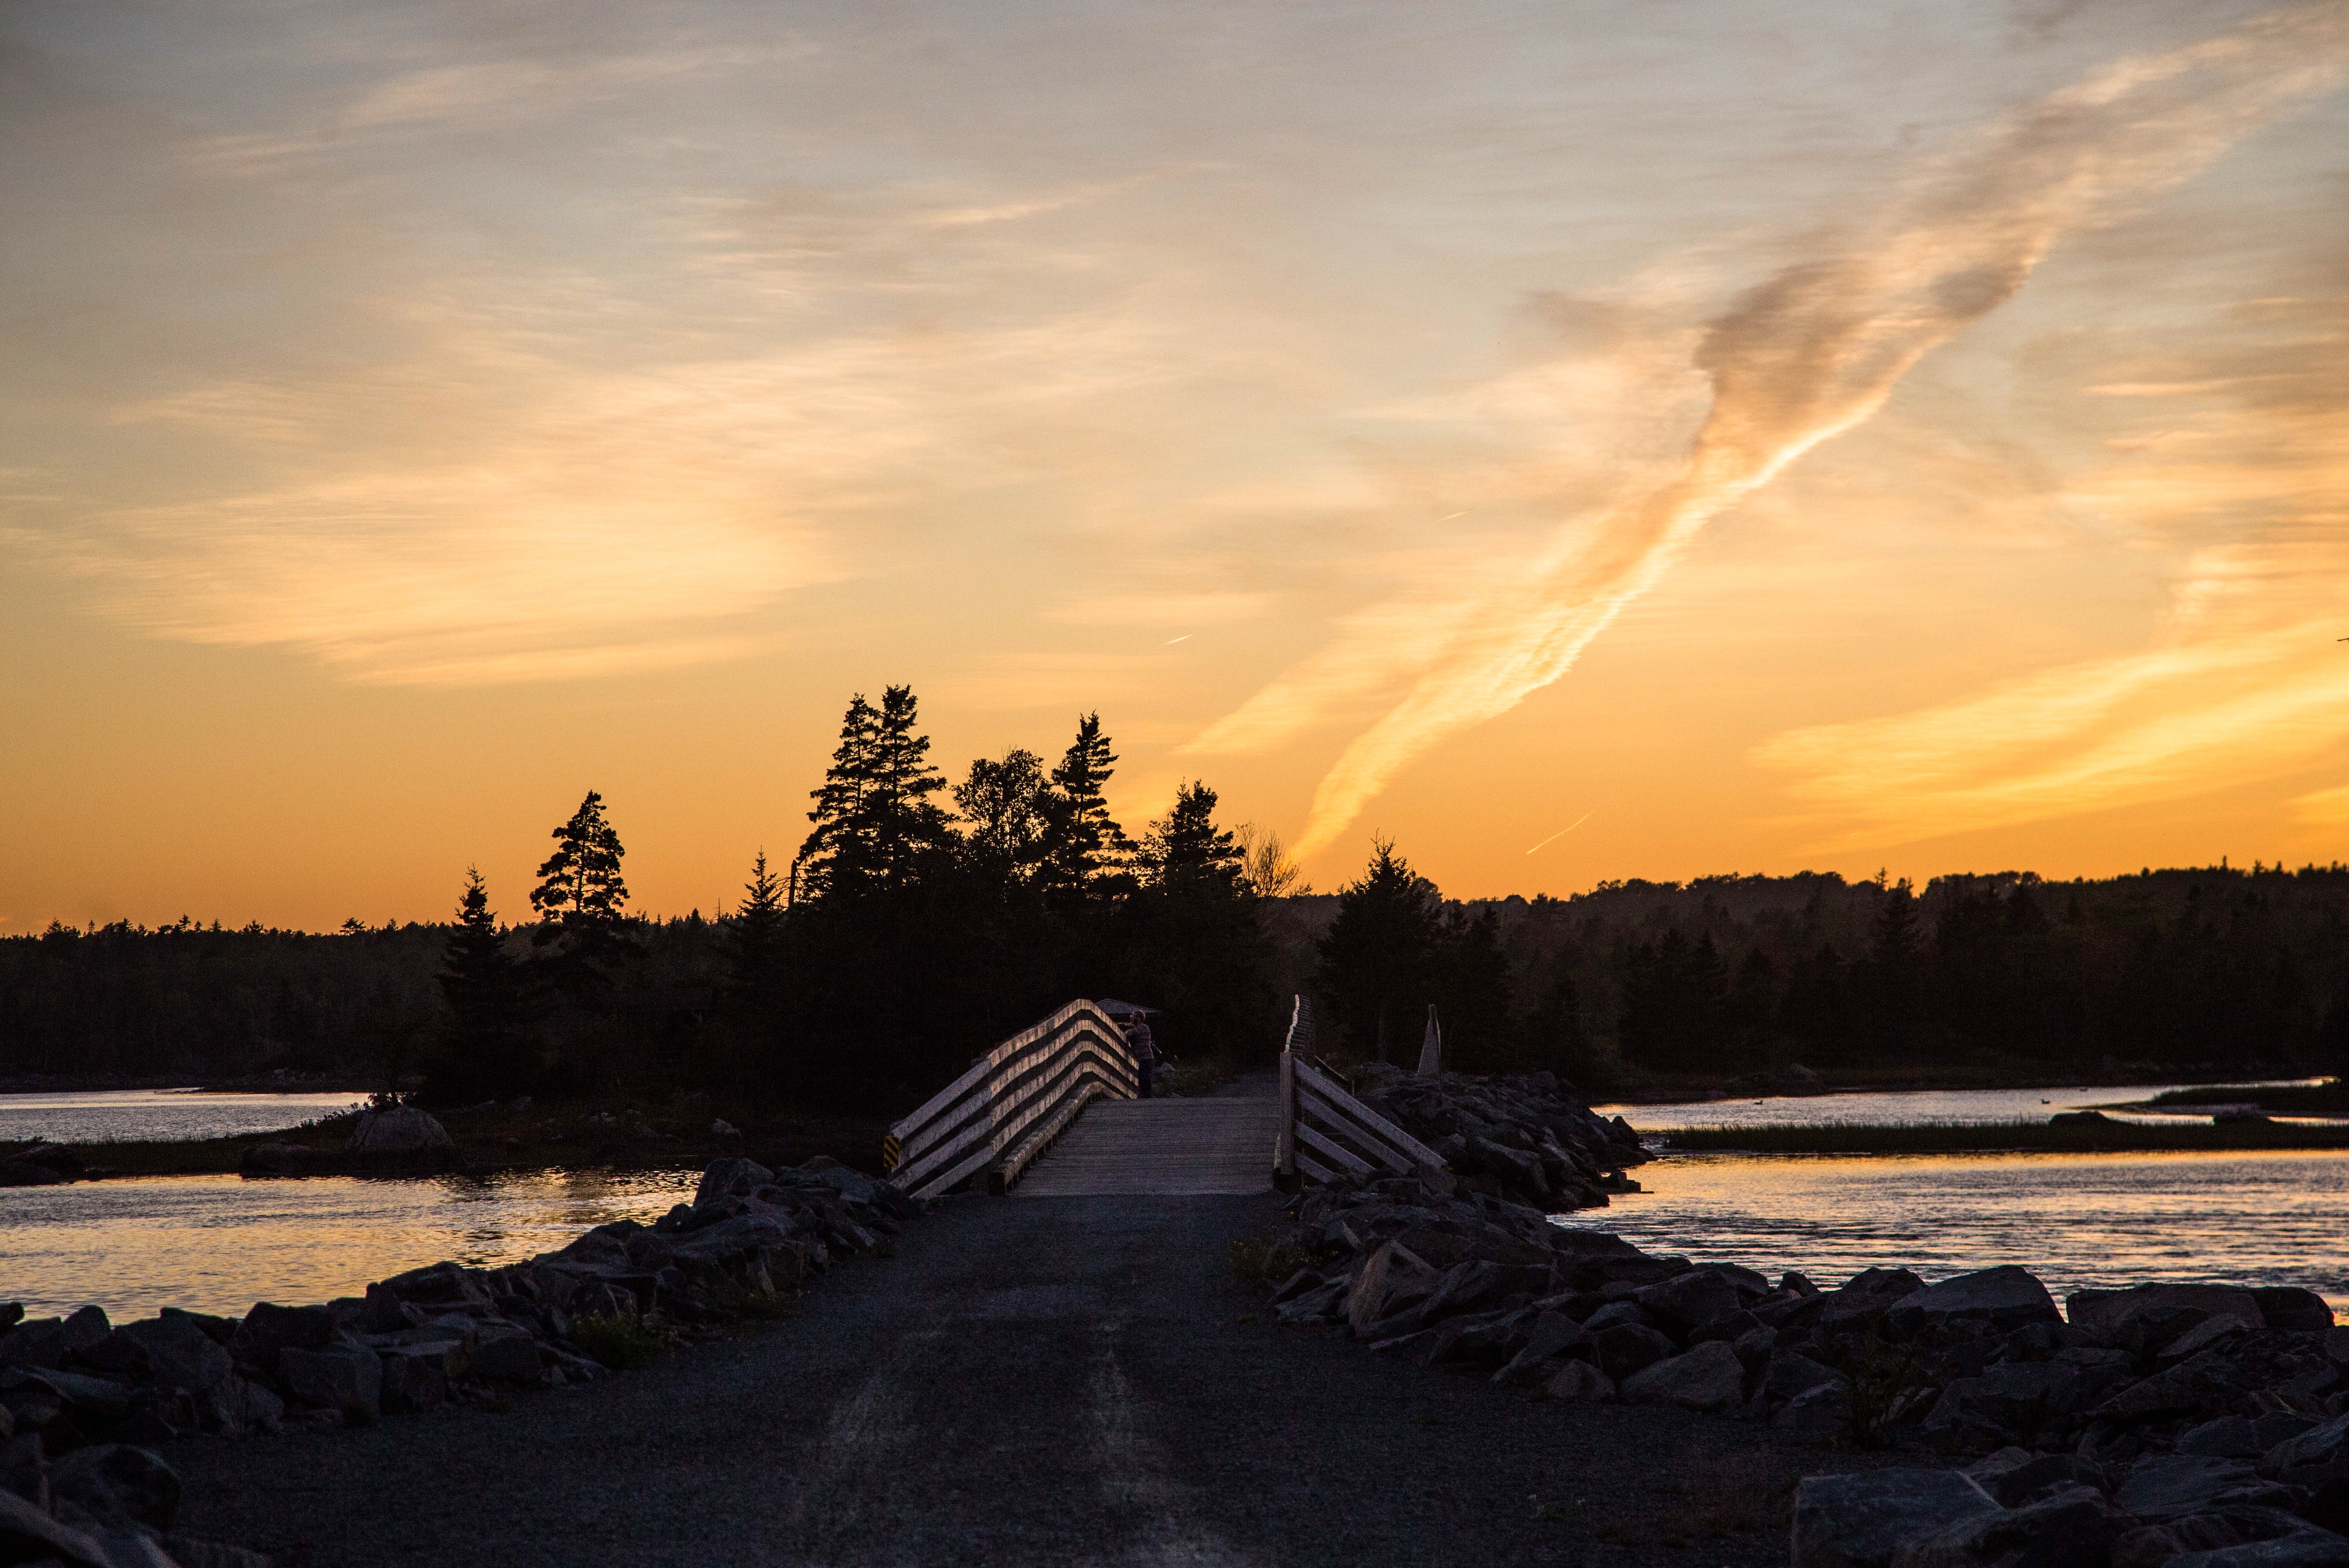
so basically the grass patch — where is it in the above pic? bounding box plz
[569,1312,668,1370]
[1662,1118,2349,1156]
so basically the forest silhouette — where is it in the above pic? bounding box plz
[7,686,2349,1107]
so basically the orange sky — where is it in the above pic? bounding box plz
[4,0,2348,932]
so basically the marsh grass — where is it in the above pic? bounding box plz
[1661,1118,2349,1156]
[569,1312,669,1370]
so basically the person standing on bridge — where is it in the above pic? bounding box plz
[1101,999,1160,1097]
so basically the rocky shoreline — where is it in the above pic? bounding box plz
[1255,1071,2349,1568]
[0,1152,909,1568]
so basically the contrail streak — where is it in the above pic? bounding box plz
[1234,3,2349,860]
[1526,811,1592,855]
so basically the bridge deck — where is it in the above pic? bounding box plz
[1014,1093,1277,1196]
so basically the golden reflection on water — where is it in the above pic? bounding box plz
[1570,1147,2349,1312]
[0,1169,696,1319]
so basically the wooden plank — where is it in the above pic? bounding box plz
[1293,1061,1444,1168]
[1297,1086,1418,1173]
[1013,1096,1279,1197]
[1294,1118,1375,1176]
[1296,1150,1341,1186]
[1275,1049,1297,1178]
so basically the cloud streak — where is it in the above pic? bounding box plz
[1197,2,2349,860]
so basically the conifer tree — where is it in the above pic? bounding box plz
[427,866,535,1099]
[1312,838,1439,1062]
[1137,781,1244,894]
[1041,712,1132,900]
[529,790,634,983]
[728,850,787,1000]
[797,686,955,898]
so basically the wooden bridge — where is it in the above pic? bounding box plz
[881,998,1442,1201]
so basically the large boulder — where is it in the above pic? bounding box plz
[48,1444,180,1531]
[1621,1340,1746,1412]
[2270,1413,2349,1471]
[1633,1268,1750,1337]
[1792,1470,2002,1568]
[120,1315,231,1396]
[1593,1322,1676,1382]
[0,1307,110,1371]
[346,1107,452,1155]
[1923,1362,2088,1451]
[2251,1289,2336,1334]
[693,1158,776,1208]
[469,1326,542,1384]
[2115,1456,2301,1523]
[1891,1486,2132,1568]
[1886,1267,2061,1338]
[0,1485,109,1568]
[2168,1537,2349,1568]
[277,1345,381,1422]
[1345,1242,1438,1337]
[2068,1285,2262,1342]
[228,1304,334,1374]
[1544,1361,1615,1401]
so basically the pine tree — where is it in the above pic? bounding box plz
[426,867,535,1100]
[1041,712,1133,902]
[1312,838,1439,1062]
[728,850,787,1001]
[1136,781,1244,894]
[529,790,634,984]
[797,685,955,899]
[1430,906,1512,1070]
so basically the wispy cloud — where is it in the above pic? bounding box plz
[1193,1,2349,859]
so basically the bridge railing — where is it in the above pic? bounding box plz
[1274,995,1445,1187]
[882,999,1140,1200]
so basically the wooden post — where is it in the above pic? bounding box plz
[1275,1046,1297,1186]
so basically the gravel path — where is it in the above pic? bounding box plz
[172,1192,1869,1567]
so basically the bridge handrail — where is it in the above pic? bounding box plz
[885,999,1139,1200]
[1273,993,1444,1187]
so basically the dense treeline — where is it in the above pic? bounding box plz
[7,683,2348,1102]
[1280,861,2349,1088]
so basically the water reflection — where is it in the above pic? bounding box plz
[1595,1080,2325,1132]
[0,1169,695,1319]
[1564,1148,2349,1312]
[0,1090,364,1145]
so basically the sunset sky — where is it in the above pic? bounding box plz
[4,0,2348,932]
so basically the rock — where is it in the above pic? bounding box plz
[1886,1266,2062,1338]
[0,1161,68,1187]
[276,1345,381,1422]
[2161,1316,2251,1365]
[1622,1340,1746,1412]
[1632,1269,1748,1337]
[345,1107,452,1155]
[15,1368,137,1422]
[1791,1469,2002,1568]
[1345,1241,1438,1337]
[711,1119,740,1137]
[227,1305,335,1375]
[2268,1412,2349,1471]
[237,1143,312,1175]
[1891,1485,2132,1568]
[1492,1312,1591,1385]
[1923,1362,2087,1451]
[2115,1456,2301,1523]
[693,1158,776,1208]
[1965,1449,2111,1509]
[48,1445,180,1530]
[1,1430,46,1510]
[198,1376,283,1437]
[0,1484,110,1568]
[1594,1323,1676,1382]
[121,1316,231,1395]
[0,1307,111,1370]
[377,1347,452,1414]
[162,1534,275,1568]
[2167,1536,2349,1568]
[1544,1361,1615,1401]
[469,1327,542,1384]
[2069,1286,2263,1342]
[2254,1290,2338,1335]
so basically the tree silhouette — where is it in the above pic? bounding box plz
[798,686,955,899]
[1041,712,1132,903]
[529,790,634,985]
[728,850,786,1001]
[954,749,1053,886]
[1313,838,1438,1062]
[425,866,535,1100]
[1136,781,1244,893]
[1431,905,1512,1070]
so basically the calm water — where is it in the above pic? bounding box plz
[0,1170,695,1319]
[0,1090,364,1145]
[1593,1080,2328,1132]
[1566,1148,2349,1314]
